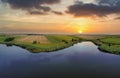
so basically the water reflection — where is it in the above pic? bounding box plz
[0,42,120,78]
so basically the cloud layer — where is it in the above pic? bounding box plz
[66,0,120,17]
[1,0,120,17]
[1,0,62,15]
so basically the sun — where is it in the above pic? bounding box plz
[78,30,83,34]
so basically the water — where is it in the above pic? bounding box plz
[0,42,120,78]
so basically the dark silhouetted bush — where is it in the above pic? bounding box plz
[33,41,37,44]
[4,37,15,42]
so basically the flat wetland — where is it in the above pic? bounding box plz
[0,34,120,54]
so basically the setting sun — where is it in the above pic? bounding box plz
[78,30,83,34]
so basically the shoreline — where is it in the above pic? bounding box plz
[0,41,79,53]
[0,40,113,53]
[0,35,120,54]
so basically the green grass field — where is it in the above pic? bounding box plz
[97,37,120,54]
[0,35,80,53]
[100,37,120,44]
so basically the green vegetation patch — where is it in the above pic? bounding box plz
[4,37,15,42]
[100,37,120,45]
[0,35,80,53]
[0,37,6,42]
[95,37,120,54]
[99,44,120,54]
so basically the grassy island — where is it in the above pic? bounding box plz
[0,35,80,53]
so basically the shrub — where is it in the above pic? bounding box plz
[4,37,15,42]
[33,41,37,44]
[62,40,68,44]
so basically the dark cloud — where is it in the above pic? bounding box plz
[66,0,120,17]
[115,17,120,20]
[96,0,119,6]
[29,11,48,15]
[1,0,61,15]
[52,11,63,15]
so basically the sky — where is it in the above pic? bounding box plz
[0,0,120,34]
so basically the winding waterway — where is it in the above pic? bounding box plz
[0,42,120,78]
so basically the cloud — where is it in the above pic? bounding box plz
[52,11,63,15]
[1,0,61,15]
[66,0,120,17]
[115,17,120,20]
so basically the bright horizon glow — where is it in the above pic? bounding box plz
[78,30,83,34]
[0,0,120,34]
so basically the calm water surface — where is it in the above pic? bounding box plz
[0,42,120,78]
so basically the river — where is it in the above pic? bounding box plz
[0,42,120,78]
